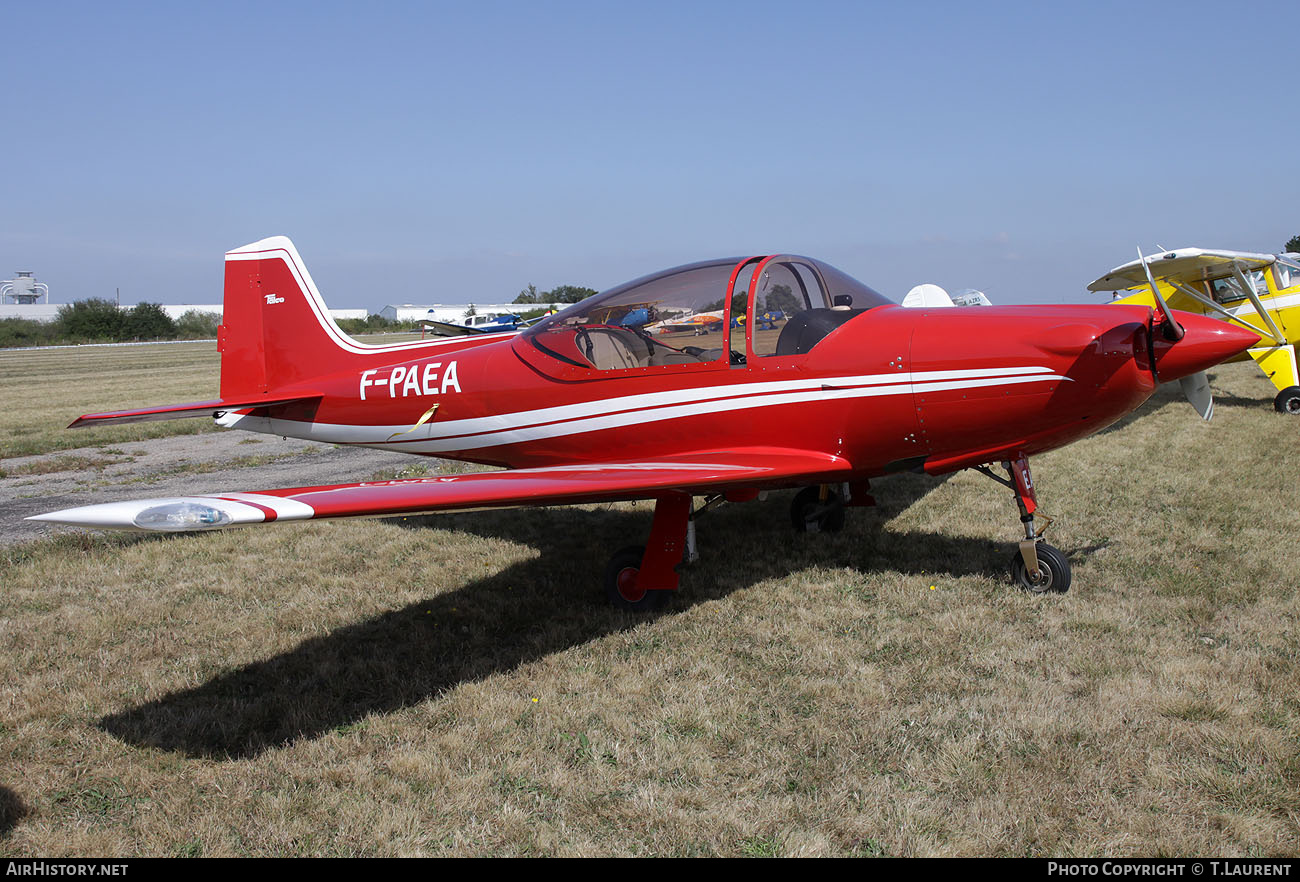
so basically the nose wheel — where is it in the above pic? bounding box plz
[1010,541,1070,593]
[975,455,1072,594]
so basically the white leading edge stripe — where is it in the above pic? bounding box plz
[214,492,315,520]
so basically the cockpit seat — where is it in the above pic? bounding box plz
[774,308,865,356]
[582,327,651,370]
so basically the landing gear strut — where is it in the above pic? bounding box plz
[974,455,1071,594]
[602,493,694,611]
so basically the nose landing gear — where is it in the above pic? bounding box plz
[974,455,1072,594]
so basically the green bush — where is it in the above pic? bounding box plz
[0,318,63,348]
[335,315,416,335]
[175,310,221,339]
[56,298,127,341]
[123,303,177,340]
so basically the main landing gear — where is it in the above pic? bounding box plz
[603,493,696,611]
[974,455,1071,594]
[602,466,1069,609]
[604,483,877,610]
[1274,386,1300,415]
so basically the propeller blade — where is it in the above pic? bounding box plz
[1179,371,1214,421]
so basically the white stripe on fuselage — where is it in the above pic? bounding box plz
[220,367,1067,452]
[1225,291,1300,318]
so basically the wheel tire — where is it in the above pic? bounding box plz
[790,486,846,533]
[603,545,670,611]
[1010,542,1071,594]
[1274,386,1300,415]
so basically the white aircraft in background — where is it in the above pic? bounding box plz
[901,284,993,308]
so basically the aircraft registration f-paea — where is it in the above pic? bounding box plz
[1092,248,1300,415]
[30,237,1259,606]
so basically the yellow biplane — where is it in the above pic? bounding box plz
[1091,247,1300,414]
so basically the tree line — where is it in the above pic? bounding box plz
[513,283,599,306]
[0,300,222,348]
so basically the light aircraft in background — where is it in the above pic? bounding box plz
[1091,248,1300,415]
[647,310,726,335]
[420,311,531,338]
[901,285,993,308]
[30,238,1258,606]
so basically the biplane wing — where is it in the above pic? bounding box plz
[1091,247,1300,413]
[27,448,853,531]
[1087,247,1276,295]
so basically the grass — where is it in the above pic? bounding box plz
[0,333,424,459]
[0,453,135,478]
[1,356,1298,856]
[0,341,221,458]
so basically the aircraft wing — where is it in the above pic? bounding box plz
[419,320,489,337]
[1088,247,1275,292]
[28,448,853,532]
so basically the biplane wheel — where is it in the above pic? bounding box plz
[604,545,670,611]
[1009,542,1071,594]
[1274,386,1300,415]
[790,486,846,534]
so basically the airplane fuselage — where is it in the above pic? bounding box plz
[219,302,1207,483]
[39,239,1262,600]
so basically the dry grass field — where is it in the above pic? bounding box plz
[0,335,422,459]
[1,342,1298,857]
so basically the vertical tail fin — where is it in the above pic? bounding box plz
[218,236,357,399]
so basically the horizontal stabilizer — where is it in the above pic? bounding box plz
[68,395,322,428]
[29,448,852,531]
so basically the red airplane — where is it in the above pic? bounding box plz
[30,237,1258,607]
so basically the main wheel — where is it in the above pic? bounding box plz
[1274,386,1300,415]
[603,545,671,611]
[1010,542,1071,594]
[790,486,846,533]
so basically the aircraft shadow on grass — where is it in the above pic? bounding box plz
[0,785,28,837]
[98,473,1108,761]
[1097,370,1266,437]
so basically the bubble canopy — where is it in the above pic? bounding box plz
[521,256,891,371]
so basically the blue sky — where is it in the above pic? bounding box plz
[3,0,1297,309]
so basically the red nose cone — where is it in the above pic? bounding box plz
[1153,311,1260,383]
